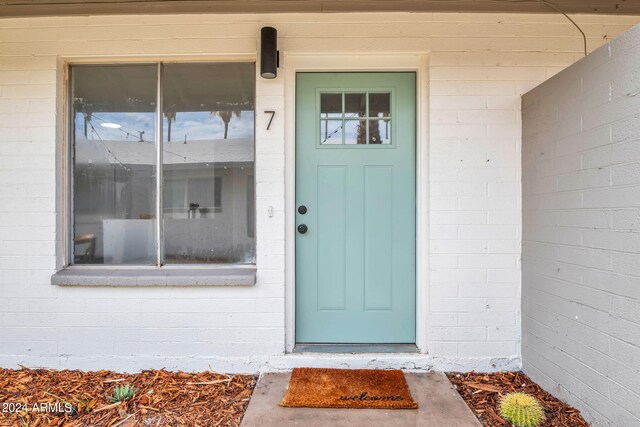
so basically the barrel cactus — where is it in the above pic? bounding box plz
[499,392,545,427]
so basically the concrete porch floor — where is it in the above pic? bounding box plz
[240,372,482,426]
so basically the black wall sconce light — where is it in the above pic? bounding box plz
[260,26,279,79]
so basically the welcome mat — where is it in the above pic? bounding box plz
[279,368,418,409]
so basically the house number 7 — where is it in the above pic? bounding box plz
[264,111,275,130]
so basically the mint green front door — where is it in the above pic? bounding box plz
[295,73,416,343]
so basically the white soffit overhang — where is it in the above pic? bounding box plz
[1,0,640,18]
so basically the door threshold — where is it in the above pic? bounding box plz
[293,343,418,354]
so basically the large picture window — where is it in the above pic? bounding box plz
[71,63,255,265]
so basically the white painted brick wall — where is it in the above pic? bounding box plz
[522,23,640,426]
[0,12,638,373]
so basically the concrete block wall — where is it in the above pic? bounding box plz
[522,24,640,427]
[0,12,638,373]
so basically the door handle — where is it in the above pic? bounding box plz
[297,224,308,234]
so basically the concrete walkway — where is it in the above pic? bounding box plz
[241,372,481,426]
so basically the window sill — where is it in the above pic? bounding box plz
[51,266,256,287]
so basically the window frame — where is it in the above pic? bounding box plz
[315,87,396,149]
[64,61,257,268]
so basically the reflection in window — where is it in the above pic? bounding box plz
[162,63,255,264]
[369,93,391,117]
[370,120,391,144]
[344,120,366,145]
[72,65,157,265]
[318,91,392,145]
[320,120,343,145]
[320,93,342,118]
[345,93,366,116]
[71,63,255,265]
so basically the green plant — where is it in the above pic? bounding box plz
[499,392,545,427]
[108,384,138,404]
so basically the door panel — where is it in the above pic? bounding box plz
[364,165,393,311]
[317,165,347,310]
[295,72,416,343]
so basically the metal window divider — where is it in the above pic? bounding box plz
[155,63,164,266]
[67,65,75,266]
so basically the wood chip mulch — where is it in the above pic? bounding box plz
[447,371,588,427]
[0,367,256,427]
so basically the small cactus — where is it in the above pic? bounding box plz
[108,384,138,404]
[499,392,545,427]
